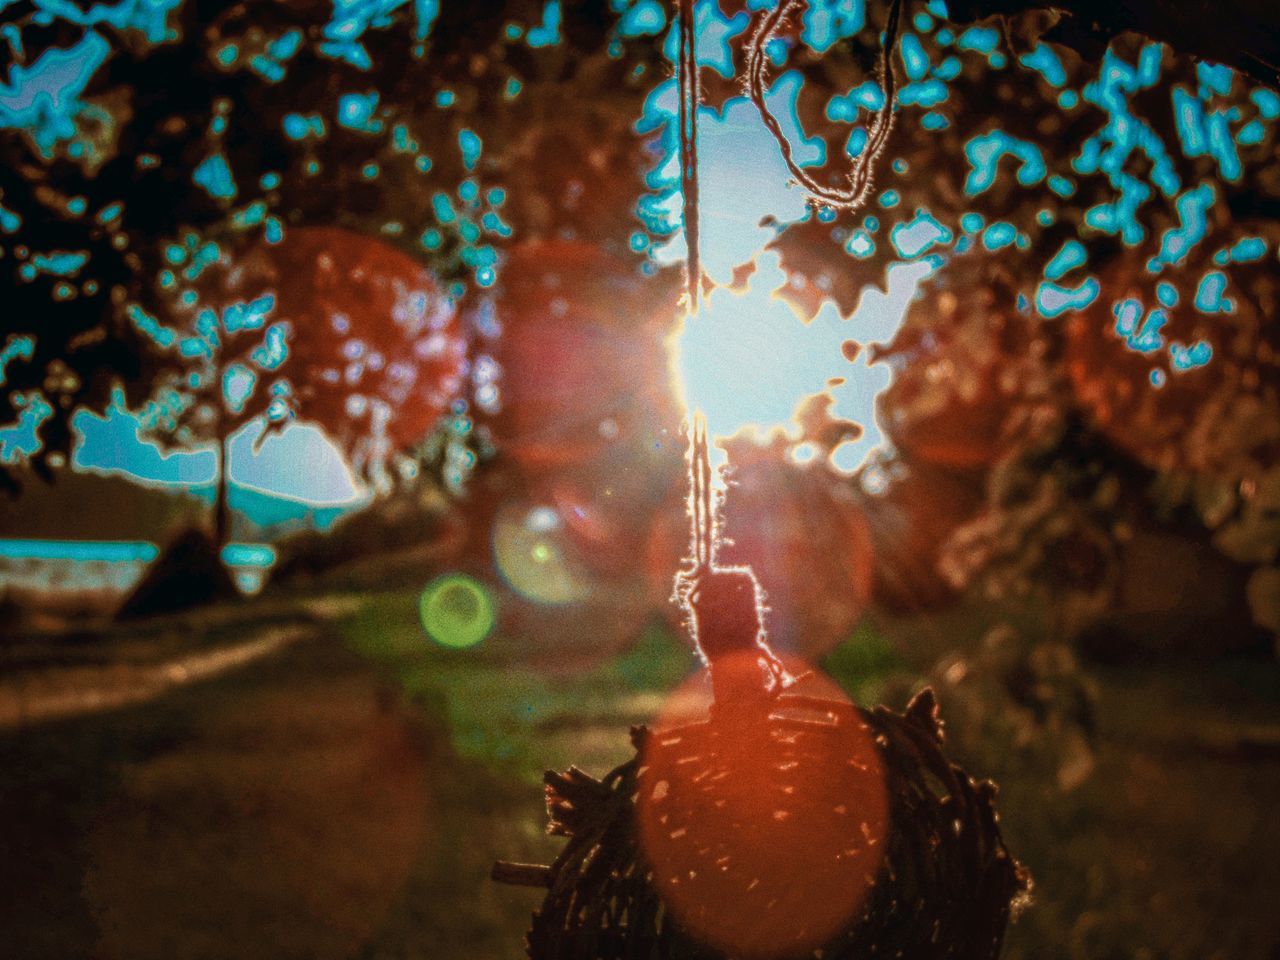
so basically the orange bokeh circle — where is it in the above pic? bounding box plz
[636,660,889,958]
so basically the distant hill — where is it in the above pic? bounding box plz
[192,482,360,539]
[0,470,361,544]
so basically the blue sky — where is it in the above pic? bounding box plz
[73,401,362,504]
[653,72,928,477]
[674,251,930,476]
[42,56,922,502]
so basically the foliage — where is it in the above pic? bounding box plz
[0,0,667,488]
[2,0,1277,638]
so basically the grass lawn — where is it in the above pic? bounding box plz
[337,590,1280,960]
[0,586,1276,959]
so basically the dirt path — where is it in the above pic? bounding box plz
[0,626,435,960]
[0,624,314,729]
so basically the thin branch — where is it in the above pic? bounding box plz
[743,0,904,212]
[677,0,703,312]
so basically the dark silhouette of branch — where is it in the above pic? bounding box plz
[744,0,904,212]
[947,0,1279,90]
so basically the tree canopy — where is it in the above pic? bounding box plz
[1,0,1277,637]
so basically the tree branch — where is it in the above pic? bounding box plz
[947,0,1280,90]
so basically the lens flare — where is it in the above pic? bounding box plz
[636,660,889,957]
[419,573,494,648]
[491,501,593,605]
[669,250,931,475]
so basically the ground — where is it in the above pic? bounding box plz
[1,587,1277,959]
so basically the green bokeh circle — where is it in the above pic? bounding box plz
[419,574,495,649]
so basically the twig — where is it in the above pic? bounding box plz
[743,0,905,212]
[491,861,554,888]
[677,0,702,312]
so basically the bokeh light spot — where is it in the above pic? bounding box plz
[419,573,494,648]
[492,501,592,605]
[637,658,888,957]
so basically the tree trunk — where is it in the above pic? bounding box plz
[212,430,231,553]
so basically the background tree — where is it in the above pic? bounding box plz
[2,0,1277,646]
[128,227,286,548]
[0,0,668,493]
[685,3,1280,652]
[151,223,470,544]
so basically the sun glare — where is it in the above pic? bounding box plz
[670,250,932,478]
